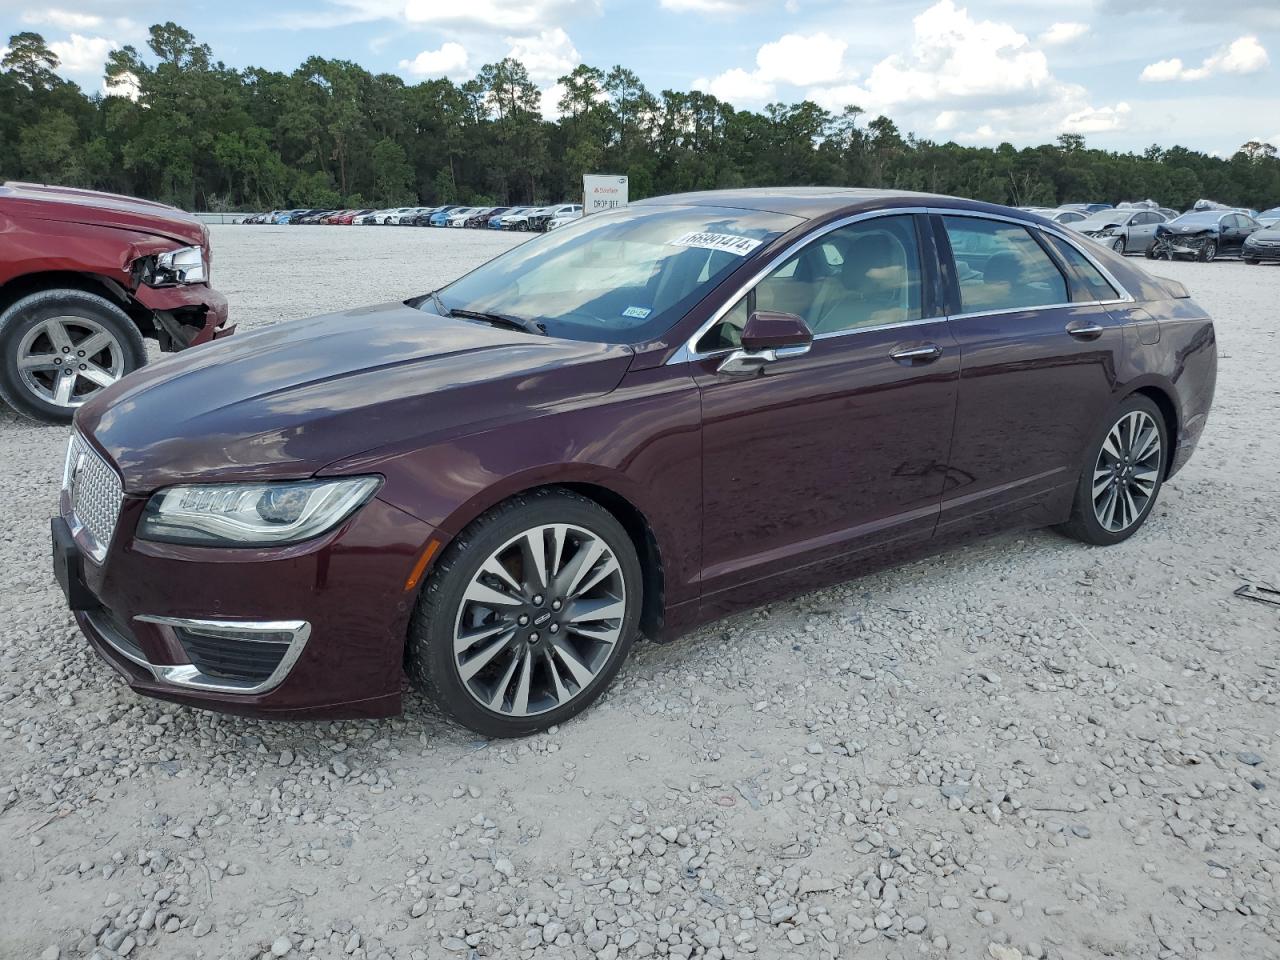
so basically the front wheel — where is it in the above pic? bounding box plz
[1244,258,1259,265]
[1111,236,1126,254]
[1058,395,1168,546]
[409,489,642,737]
[1198,241,1217,263]
[0,289,145,424]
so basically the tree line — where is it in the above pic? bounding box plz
[3,23,1279,213]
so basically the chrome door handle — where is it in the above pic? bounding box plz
[890,343,942,364]
[1066,321,1104,341]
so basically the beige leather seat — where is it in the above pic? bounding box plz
[810,233,910,334]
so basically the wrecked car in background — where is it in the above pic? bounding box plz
[1150,210,1262,262]
[0,182,232,423]
[1069,208,1167,255]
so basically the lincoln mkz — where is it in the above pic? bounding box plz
[52,189,1216,736]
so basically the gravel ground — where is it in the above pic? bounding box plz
[2,225,1278,960]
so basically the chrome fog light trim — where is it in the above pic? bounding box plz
[132,616,311,694]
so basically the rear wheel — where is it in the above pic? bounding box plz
[0,289,145,424]
[1058,395,1167,546]
[409,489,642,737]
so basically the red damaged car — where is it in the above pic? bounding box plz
[0,182,232,423]
[53,189,1215,737]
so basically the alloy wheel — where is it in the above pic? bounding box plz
[452,522,627,717]
[16,315,125,409]
[1091,410,1161,533]
[1112,236,1125,254]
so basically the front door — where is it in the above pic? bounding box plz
[689,213,959,615]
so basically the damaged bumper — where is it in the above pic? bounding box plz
[132,282,234,350]
[1151,232,1214,258]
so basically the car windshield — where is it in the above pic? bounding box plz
[1173,212,1223,225]
[435,204,802,343]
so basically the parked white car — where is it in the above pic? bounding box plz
[547,208,584,230]
[500,206,550,231]
[444,207,480,227]
[387,207,428,225]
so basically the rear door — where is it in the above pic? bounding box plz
[934,213,1126,539]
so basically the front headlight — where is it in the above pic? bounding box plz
[143,245,208,286]
[137,477,380,546]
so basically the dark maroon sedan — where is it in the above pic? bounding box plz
[53,189,1216,737]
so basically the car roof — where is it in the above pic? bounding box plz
[633,186,968,218]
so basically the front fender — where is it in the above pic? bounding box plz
[325,365,704,606]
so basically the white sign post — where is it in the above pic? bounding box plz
[583,174,628,215]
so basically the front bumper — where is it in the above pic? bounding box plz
[1151,233,1214,258]
[1244,243,1280,261]
[132,282,233,348]
[59,484,440,720]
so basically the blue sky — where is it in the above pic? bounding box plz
[2,0,1277,155]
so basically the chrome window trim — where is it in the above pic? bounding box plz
[129,615,312,695]
[668,205,1136,364]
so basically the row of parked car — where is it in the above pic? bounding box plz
[1019,201,1280,263]
[243,203,585,232]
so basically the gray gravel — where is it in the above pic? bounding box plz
[2,225,1278,960]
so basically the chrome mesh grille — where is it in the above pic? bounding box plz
[66,433,123,551]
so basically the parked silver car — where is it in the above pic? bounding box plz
[1068,208,1167,255]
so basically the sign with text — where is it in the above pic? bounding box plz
[583,174,628,215]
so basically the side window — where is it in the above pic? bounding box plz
[1045,234,1121,301]
[695,215,923,351]
[943,217,1069,313]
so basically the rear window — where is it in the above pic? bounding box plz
[943,217,1069,313]
[1045,235,1120,301]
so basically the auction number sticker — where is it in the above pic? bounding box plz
[668,232,763,257]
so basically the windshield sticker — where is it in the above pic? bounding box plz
[668,231,763,257]
[622,306,652,320]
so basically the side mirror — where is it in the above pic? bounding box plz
[718,311,813,376]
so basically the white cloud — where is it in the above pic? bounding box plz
[659,0,755,12]
[398,41,469,77]
[539,82,565,119]
[23,9,103,30]
[402,0,600,33]
[694,67,776,103]
[756,32,846,85]
[104,70,140,101]
[1038,22,1089,46]
[1141,35,1269,81]
[696,31,848,105]
[800,1,1127,146]
[853,0,1052,108]
[48,34,118,83]
[505,27,579,85]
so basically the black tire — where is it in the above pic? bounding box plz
[1112,236,1126,255]
[1198,241,1217,263]
[1057,394,1168,546]
[1144,245,1157,260]
[1244,258,1259,265]
[0,288,146,424]
[409,488,643,737]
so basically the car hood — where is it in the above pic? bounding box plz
[0,181,206,246]
[76,302,635,493]
[1157,222,1216,235]
[1247,226,1280,242]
